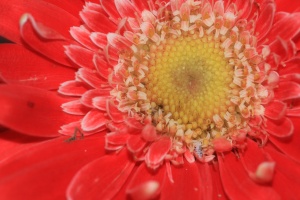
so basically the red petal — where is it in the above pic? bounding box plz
[0,44,75,89]
[141,124,158,142]
[58,80,91,97]
[265,117,294,138]
[274,81,300,101]
[0,0,80,44]
[0,134,105,200]
[0,130,45,161]
[269,117,300,163]
[132,0,150,12]
[278,57,300,75]
[0,84,78,137]
[196,163,214,199]
[276,0,300,12]
[160,162,202,199]
[218,153,280,200]
[62,99,90,115]
[80,88,110,108]
[70,26,98,51]
[19,14,73,66]
[43,0,84,17]
[114,0,139,18]
[106,99,126,123]
[106,131,130,145]
[213,137,232,152]
[264,100,287,120]
[208,162,228,199]
[255,0,275,42]
[90,32,107,49]
[93,54,112,80]
[80,8,116,33]
[67,150,135,200]
[235,0,253,19]
[59,121,82,136]
[100,0,120,23]
[126,163,166,200]
[240,140,275,183]
[267,13,300,44]
[127,134,147,153]
[107,33,131,49]
[286,106,300,117]
[145,137,172,169]
[76,68,107,88]
[81,109,109,132]
[65,45,95,69]
[264,144,300,199]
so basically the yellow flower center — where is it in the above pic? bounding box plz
[146,34,233,131]
[111,1,270,157]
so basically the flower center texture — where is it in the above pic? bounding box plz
[109,1,271,162]
[60,0,277,167]
[146,35,232,129]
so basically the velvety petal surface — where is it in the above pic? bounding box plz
[0,44,75,89]
[0,134,105,200]
[0,84,79,137]
[67,150,135,200]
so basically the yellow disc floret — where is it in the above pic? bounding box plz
[146,34,233,131]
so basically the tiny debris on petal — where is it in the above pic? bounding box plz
[212,137,232,152]
[141,124,158,142]
[249,161,276,184]
[127,181,160,200]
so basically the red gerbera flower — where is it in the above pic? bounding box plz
[1,0,300,199]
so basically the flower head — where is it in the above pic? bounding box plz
[0,0,300,199]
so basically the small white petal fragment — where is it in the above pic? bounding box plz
[250,161,276,184]
[127,181,160,200]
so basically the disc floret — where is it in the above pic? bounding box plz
[110,1,271,163]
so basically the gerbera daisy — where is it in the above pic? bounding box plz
[0,0,300,199]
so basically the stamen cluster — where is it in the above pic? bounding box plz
[110,1,271,159]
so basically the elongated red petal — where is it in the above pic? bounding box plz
[145,137,172,169]
[0,130,45,161]
[0,84,78,137]
[80,88,111,108]
[0,134,105,200]
[81,109,109,132]
[70,26,98,51]
[267,13,300,44]
[106,99,126,123]
[0,44,75,89]
[264,144,300,199]
[62,99,90,115]
[276,0,300,12]
[100,0,120,23]
[80,8,116,33]
[114,0,139,18]
[274,81,300,101]
[269,117,300,163]
[67,150,135,200]
[76,68,107,88]
[0,0,80,44]
[127,134,147,153]
[265,117,294,138]
[126,163,166,200]
[106,131,130,145]
[19,14,72,67]
[160,162,202,199]
[255,0,275,42]
[58,80,91,97]
[264,100,287,120]
[65,45,96,69]
[218,152,280,200]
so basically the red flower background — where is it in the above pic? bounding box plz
[0,0,300,199]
